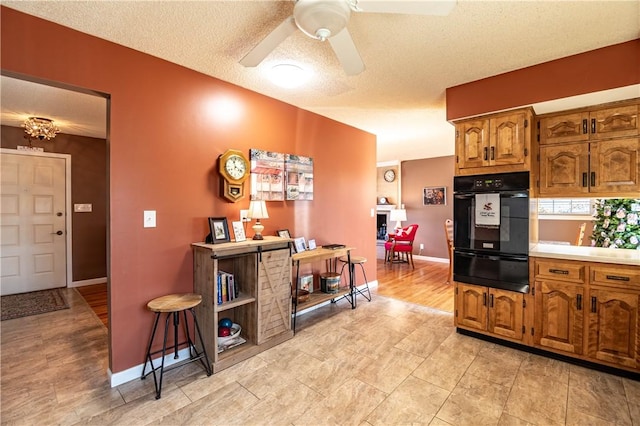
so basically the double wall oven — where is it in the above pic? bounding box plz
[453,171,530,293]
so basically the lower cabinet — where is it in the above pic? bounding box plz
[587,287,639,370]
[456,283,524,342]
[534,280,584,355]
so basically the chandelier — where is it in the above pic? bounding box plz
[22,117,60,140]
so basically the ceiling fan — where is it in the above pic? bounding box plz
[240,0,456,76]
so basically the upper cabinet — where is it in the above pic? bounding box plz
[455,108,535,176]
[537,99,639,197]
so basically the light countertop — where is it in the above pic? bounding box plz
[530,243,640,266]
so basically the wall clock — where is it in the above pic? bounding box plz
[384,169,396,182]
[218,149,250,202]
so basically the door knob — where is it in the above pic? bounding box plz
[56,212,63,217]
[52,230,63,235]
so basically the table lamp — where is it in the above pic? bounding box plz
[247,200,269,240]
[390,208,407,230]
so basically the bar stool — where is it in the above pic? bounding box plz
[338,255,372,306]
[141,293,212,399]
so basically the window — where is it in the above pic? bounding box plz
[538,198,591,215]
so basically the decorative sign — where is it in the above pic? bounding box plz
[250,150,284,201]
[285,154,313,200]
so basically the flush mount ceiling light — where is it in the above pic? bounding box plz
[22,117,60,140]
[269,64,311,88]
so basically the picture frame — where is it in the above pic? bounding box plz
[208,217,230,244]
[232,221,246,242]
[423,186,447,206]
[277,229,291,239]
[307,239,316,250]
[293,237,306,253]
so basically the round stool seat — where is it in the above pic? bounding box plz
[339,255,367,264]
[147,293,202,313]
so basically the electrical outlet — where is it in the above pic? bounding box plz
[240,209,250,222]
[420,243,424,250]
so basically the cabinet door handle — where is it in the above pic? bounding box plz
[483,292,487,306]
[576,294,582,311]
[591,118,596,134]
[591,296,597,313]
[490,146,495,161]
[582,173,588,187]
[490,293,494,308]
[590,172,596,187]
[606,275,630,282]
[483,147,488,161]
[582,119,588,134]
[549,268,569,275]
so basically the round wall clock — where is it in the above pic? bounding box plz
[383,169,396,182]
[218,149,250,202]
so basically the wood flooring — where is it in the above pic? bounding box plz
[76,282,108,329]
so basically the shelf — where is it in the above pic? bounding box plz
[294,287,351,312]
[214,293,255,312]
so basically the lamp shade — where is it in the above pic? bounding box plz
[390,209,407,222]
[247,200,269,220]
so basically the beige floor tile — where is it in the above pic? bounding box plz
[466,352,522,387]
[497,412,536,425]
[567,365,632,425]
[504,368,567,425]
[436,372,511,425]
[366,375,449,425]
[393,324,453,359]
[566,407,618,426]
[294,377,387,425]
[355,346,425,393]
[622,378,640,426]
[412,345,475,392]
[429,417,454,425]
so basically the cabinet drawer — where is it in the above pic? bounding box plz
[534,259,586,284]
[591,264,640,289]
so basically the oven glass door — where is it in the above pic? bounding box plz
[453,251,529,293]
[453,191,529,255]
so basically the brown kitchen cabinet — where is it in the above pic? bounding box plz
[455,108,534,176]
[531,257,640,373]
[539,138,639,196]
[537,99,639,197]
[455,283,525,342]
[192,237,293,373]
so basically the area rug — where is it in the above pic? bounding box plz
[1,288,69,321]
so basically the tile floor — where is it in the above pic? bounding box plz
[1,288,638,425]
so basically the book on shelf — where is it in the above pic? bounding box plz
[217,270,237,305]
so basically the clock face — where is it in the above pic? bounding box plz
[225,155,247,180]
[384,169,396,182]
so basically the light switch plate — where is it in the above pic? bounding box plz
[240,209,250,222]
[74,203,92,212]
[144,210,156,228]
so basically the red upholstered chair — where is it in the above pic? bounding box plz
[384,224,419,268]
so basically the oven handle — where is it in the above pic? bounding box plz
[454,251,528,262]
[454,191,528,198]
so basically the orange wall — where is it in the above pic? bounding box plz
[446,39,640,120]
[1,7,377,373]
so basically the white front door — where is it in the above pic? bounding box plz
[1,151,67,295]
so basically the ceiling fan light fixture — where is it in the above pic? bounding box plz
[22,116,60,140]
[293,0,351,40]
[269,64,311,89]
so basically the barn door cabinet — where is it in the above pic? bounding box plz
[532,257,640,372]
[454,108,535,177]
[192,237,293,373]
[455,282,526,343]
[537,99,639,197]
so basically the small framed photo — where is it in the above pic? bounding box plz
[307,239,316,250]
[208,217,230,244]
[299,274,313,293]
[293,237,306,253]
[423,186,447,206]
[232,221,246,242]
[277,229,291,239]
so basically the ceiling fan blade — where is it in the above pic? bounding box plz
[353,0,456,16]
[240,16,298,67]
[328,28,365,76]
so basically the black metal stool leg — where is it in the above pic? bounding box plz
[356,263,372,301]
[156,313,172,399]
[189,308,212,376]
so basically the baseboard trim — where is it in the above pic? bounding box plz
[413,255,449,264]
[108,347,191,387]
[70,277,107,288]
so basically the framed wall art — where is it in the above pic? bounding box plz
[208,217,230,244]
[277,229,291,239]
[423,187,446,206]
[293,237,307,253]
[250,149,285,201]
[232,221,246,242]
[285,154,314,200]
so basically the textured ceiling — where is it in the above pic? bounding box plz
[1,0,639,161]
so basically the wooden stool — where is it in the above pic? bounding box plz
[141,293,211,399]
[338,255,372,307]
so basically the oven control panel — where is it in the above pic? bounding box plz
[473,177,504,190]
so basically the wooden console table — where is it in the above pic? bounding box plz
[291,246,355,332]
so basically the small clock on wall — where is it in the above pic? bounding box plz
[383,169,396,182]
[218,149,250,203]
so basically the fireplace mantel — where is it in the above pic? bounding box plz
[376,205,396,212]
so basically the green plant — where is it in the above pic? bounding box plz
[591,198,640,249]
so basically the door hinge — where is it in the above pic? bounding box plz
[532,287,535,296]
[537,134,540,142]
[522,325,526,334]
[523,299,526,308]
[531,327,534,336]
[455,130,459,138]
[455,287,458,294]
[524,148,528,157]
[456,155,459,163]
[455,309,458,317]
[525,119,529,128]
[536,153,540,161]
